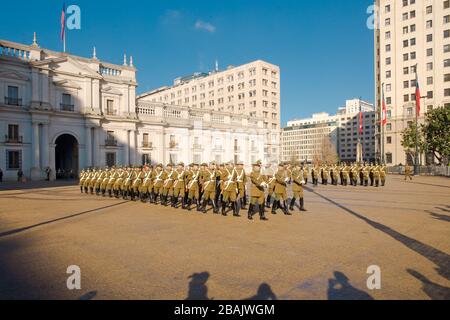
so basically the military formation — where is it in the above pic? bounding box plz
[309,162,388,187]
[79,161,387,222]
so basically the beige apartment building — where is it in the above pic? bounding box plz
[137,60,281,163]
[375,0,450,166]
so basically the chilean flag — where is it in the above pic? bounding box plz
[381,86,387,126]
[60,3,66,42]
[415,72,421,115]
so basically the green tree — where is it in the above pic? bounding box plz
[401,122,425,165]
[423,105,450,165]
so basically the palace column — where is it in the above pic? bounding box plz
[30,122,41,180]
[85,126,92,168]
[41,123,49,169]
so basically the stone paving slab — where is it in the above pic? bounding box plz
[0,175,449,300]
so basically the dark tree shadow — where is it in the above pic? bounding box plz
[407,269,450,300]
[186,272,211,300]
[327,271,374,300]
[79,291,97,300]
[245,283,277,300]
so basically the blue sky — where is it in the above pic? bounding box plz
[0,0,375,125]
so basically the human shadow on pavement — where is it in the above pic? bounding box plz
[79,291,97,300]
[186,272,211,300]
[327,271,374,300]
[427,211,450,223]
[407,269,450,300]
[305,187,450,297]
[244,283,277,300]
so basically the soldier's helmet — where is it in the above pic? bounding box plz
[166,163,173,168]
[177,162,185,167]
[157,163,163,169]
[201,163,208,167]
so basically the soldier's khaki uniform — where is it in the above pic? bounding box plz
[272,167,291,215]
[139,168,153,202]
[235,166,247,209]
[200,166,218,213]
[221,166,240,216]
[248,161,268,221]
[187,167,201,211]
[380,165,387,186]
[172,166,187,208]
[290,167,306,211]
[363,166,370,186]
[373,165,381,187]
[162,166,175,205]
[405,165,413,180]
[152,166,166,202]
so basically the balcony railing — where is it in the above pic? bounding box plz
[142,141,153,149]
[169,141,178,149]
[5,135,23,144]
[60,103,75,112]
[106,109,117,116]
[105,139,118,147]
[193,144,203,150]
[5,97,22,106]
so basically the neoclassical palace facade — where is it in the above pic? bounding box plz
[0,37,267,181]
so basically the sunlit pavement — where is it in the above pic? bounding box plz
[0,175,449,300]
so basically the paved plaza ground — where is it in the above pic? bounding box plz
[0,175,449,300]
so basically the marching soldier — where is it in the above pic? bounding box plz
[302,163,309,185]
[214,163,224,208]
[351,164,359,187]
[342,164,350,186]
[200,162,219,214]
[264,164,276,209]
[186,163,201,212]
[131,167,145,201]
[311,164,319,186]
[221,161,240,217]
[172,162,187,208]
[113,168,125,198]
[272,164,291,216]
[362,164,370,187]
[332,164,339,186]
[235,161,247,210]
[152,164,165,204]
[373,164,381,187]
[290,163,307,212]
[248,160,268,221]
[321,164,329,185]
[100,168,110,196]
[79,169,87,193]
[162,163,175,206]
[404,164,413,181]
[139,165,153,202]
[380,164,387,186]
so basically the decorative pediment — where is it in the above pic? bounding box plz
[32,56,102,79]
[52,77,82,90]
[101,86,123,96]
[0,70,29,81]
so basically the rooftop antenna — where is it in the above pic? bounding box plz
[215,59,219,72]
[32,32,39,47]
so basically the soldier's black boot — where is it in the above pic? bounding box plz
[80,187,83,193]
[221,202,227,216]
[212,200,219,214]
[171,196,177,208]
[283,201,292,216]
[248,204,254,220]
[101,189,106,197]
[187,199,192,211]
[271,201,278,215]
[300,198,307,212]
[265,195,271,208]
[108,190,112,198]
[260,205,268,221]
[181,197,187,209]
[130,190,135,201]
[289,198,296,211]
[202,200,208,213]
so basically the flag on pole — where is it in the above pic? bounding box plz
[381,86,387,126]
[60,3,66,51]
[415,71,421,115]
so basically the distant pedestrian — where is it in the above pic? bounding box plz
[0,168,3,182]
[45,167,52,181]
[404,164,413,181]
[17,169,23,182]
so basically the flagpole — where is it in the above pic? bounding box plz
[381,83,385,164]
[414,65,419,176]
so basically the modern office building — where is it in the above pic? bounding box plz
[137,60,281,163]
[374,0,450,165]
[281,99,376,163]
[0,36,266,181]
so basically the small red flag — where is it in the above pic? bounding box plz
[381,87,387,126]
[60,3,66,42]
[415,73,421,115]
[359,111,363,135]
